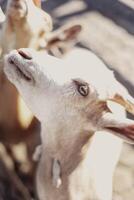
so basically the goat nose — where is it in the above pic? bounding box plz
[17,49,33,60]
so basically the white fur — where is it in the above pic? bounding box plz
[4,48,134,200]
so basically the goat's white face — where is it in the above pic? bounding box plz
[4,48,134,143]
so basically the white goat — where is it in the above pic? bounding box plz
[4,47,134,200]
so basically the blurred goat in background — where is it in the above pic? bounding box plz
[0,0,53,169]
[0,0,53,195]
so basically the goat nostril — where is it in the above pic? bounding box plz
[17,49,33,60]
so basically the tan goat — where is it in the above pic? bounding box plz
[0,0,82,142]
[1,0,52,53]
[0,0,52,145]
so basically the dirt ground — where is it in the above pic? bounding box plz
[0,0,134,199]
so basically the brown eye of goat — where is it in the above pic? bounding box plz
[73,79,89,97]
[78,84,89,97]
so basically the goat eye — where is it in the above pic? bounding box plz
[73,79,89,97]
[78,84,89,97]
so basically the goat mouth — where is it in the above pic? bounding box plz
[8,57,33,82]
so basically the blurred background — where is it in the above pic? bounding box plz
[0,0,134,199]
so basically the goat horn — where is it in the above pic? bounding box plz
[108,93,134,115]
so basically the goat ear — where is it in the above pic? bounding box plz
[33,0,41,7]
[101,112,134,144]
[101,93,134,144]
[46,24,83,57]
[58,24,82,40]
[48,24,82,43]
